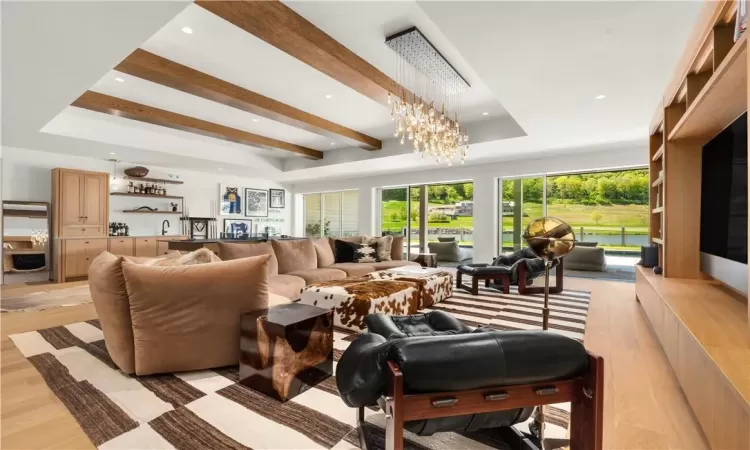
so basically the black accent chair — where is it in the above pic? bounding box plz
[457,248,564,295]
[336,311,603,450]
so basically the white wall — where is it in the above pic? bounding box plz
[1,147,293,237]
[292,146,648,263]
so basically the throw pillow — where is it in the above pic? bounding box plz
[271,239,317,274]
[363,235,393,261]
[122,254,271,375]
[312,237,335,267]
[334,239,356,263]
[352,242,380,263]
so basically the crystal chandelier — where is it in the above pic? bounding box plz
[386,27,470,165]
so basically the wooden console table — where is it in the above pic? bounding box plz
[635,266,749,448]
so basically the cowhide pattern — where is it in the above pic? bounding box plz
[298,279,421,331]
[365,270,454,308]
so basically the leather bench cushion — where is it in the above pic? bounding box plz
[272,239,317,274]
[217,241,279,275]
[286,268,347,284]
[123,254,270,375]
[327,262,376,277]
[365,311,473,339]
[368,260,420,270]
[268,274,306,300]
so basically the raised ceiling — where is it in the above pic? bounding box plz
[5,1,703,182]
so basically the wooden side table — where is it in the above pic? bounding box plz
[240,303,333,402]
[412,252,438,268]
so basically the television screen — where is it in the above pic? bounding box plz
[700,112,748,264]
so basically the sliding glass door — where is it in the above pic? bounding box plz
[500,177,544,252]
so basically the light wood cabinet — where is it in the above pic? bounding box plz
[157,236,187,255]
[134,237,158,257]
[62,238,107,278]
[108,238,134,256]
[52,168,108,237]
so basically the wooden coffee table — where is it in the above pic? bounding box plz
[239,303,333,402]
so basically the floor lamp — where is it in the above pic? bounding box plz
[522,217,576,450]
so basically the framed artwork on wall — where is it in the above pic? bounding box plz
[224,219,252,237]
[220,185,242,215]
[269,189,285,208]
[245,188,268,217]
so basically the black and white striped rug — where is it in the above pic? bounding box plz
[9,283,590,449]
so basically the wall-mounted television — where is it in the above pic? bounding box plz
[700,112,747,293]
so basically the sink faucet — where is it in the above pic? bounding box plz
[161,220,170,236]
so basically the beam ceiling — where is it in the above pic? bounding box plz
[72,90,324,159]
[115,49,381,150]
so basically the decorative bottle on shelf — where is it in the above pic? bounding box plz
[138,183,144,194]
[163,185,168,196]
[127,182,134,194]
[124,224,130,236]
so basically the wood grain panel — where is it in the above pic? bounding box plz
[116,49,381,150]
[71,91,323,160]
[195,0,409,107]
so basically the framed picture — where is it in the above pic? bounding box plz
[224,219,252,237]
[269,189,285,208]
[220,185,242,216]
[245,188,268,217]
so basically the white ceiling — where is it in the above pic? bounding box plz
[3,1,703,183]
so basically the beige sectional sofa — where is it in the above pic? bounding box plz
[217,236,419,300]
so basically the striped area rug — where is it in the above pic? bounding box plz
[8,283,590,450]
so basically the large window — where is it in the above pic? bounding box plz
[499,169,648,254]
[303,191,359,238]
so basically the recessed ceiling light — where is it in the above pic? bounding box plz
[182,27,193,34]
[330,142,336,146]
[482,112,489,116]
[115,77,124,83]
[595,94,607,100]
[325,94,333,99]
[252,118,259,122]
[217,168,223,171]
[109,152,116,155]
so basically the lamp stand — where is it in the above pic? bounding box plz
[531,258,568,450]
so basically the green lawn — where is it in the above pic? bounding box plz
[382,200,649,235]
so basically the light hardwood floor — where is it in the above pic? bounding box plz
[0,278,708,449]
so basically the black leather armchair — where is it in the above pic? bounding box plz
[336,311,602,450]
[457,247,564,295]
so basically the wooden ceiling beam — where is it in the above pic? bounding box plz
[115,49,381,151]
[195,0,409,107]
[72,91,323,160]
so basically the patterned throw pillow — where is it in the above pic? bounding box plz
[363,235,393,261]
[352,242,380,263]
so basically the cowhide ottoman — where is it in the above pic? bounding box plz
[297,277,421,332]
[365,268,453,308]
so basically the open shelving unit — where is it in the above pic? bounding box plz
[111,192,183,200]
[122,175,184,185]
[122,210,183,214]
[640,2,749,448]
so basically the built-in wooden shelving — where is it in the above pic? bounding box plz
[122,210,183,214]
[111,192,183,200]
[122,175,184,185]
[652,238,664,245]
[652,145,664,161]
[651,177,664,188]
[652,207,664,214]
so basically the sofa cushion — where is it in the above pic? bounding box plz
[369,260,420,270]
[216,241,278,275]
[437,236,456,242]
[286,268,347,284]
[391,235,405,261]
[126,248,221,266]
[328,262,376,277]
[364,235,393,261]
[88,252,137,374]
[268,292,291,307]
[312,238,335,267]
[564,246,607,272]
[268,274,306,300]
[122,254,270,375]
[272,239,317,274]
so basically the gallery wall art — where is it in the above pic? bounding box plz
[220,185,242,215]
[245,188,268,217]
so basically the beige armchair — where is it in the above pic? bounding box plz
[88,251,284,375]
